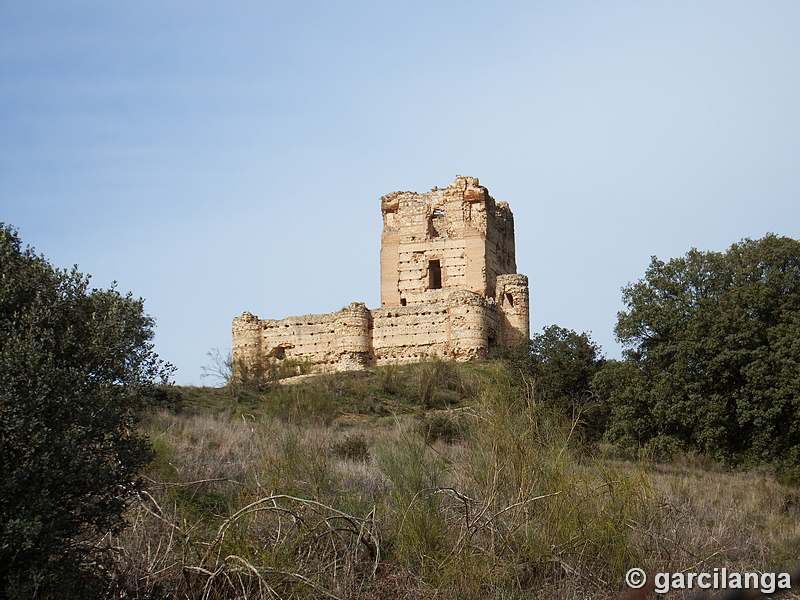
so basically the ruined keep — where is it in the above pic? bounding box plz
[232,176,530,372]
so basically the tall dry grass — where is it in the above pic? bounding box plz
[113,364,800,599]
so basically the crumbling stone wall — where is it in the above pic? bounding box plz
[232,303,374,372]
[232,176,530,374]
[371,303,451,363]
[495,273,530,347]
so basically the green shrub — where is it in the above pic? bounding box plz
[419,410,470,444]
[413,357,476,408]
[377,363,402,395]
[141,384,184,412]
[375,425,450,575]
[0,225,172,597]
[331,433,371,462]
[265,385,338,425]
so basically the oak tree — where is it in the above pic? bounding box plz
[609,234,800,467]
[0,225,173,597]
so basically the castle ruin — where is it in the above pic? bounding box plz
[232,176,530,372]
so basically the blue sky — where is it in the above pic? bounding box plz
[2,1,800,384]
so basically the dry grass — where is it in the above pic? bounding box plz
[113,365,800,599]
[638,458,800,574]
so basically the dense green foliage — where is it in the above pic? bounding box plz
[606,234,800,467]
[500,325,606,436]
[0,226,172,597]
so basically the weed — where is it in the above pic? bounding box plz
[331,433,371,462]
[203,347,313,394]
[419,410,470,444]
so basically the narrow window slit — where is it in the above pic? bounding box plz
[428,260,442,289]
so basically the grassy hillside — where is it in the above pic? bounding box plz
[116,360,800,599]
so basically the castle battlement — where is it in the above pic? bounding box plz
[232,176,530,372]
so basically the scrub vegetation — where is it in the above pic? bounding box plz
[110,361,800,599]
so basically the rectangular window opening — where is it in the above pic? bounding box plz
[428,260,442,290]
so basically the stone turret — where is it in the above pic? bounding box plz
[447,290,491,360]
[232,311,261,366]
[496,274,530,346]
[334,302,373,369]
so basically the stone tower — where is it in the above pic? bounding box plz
[380,176,519,306]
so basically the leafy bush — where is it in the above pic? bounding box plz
[0,225,173,597]
[141,384,184,412]
[419,410,470,444]
[498,326,606,438]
